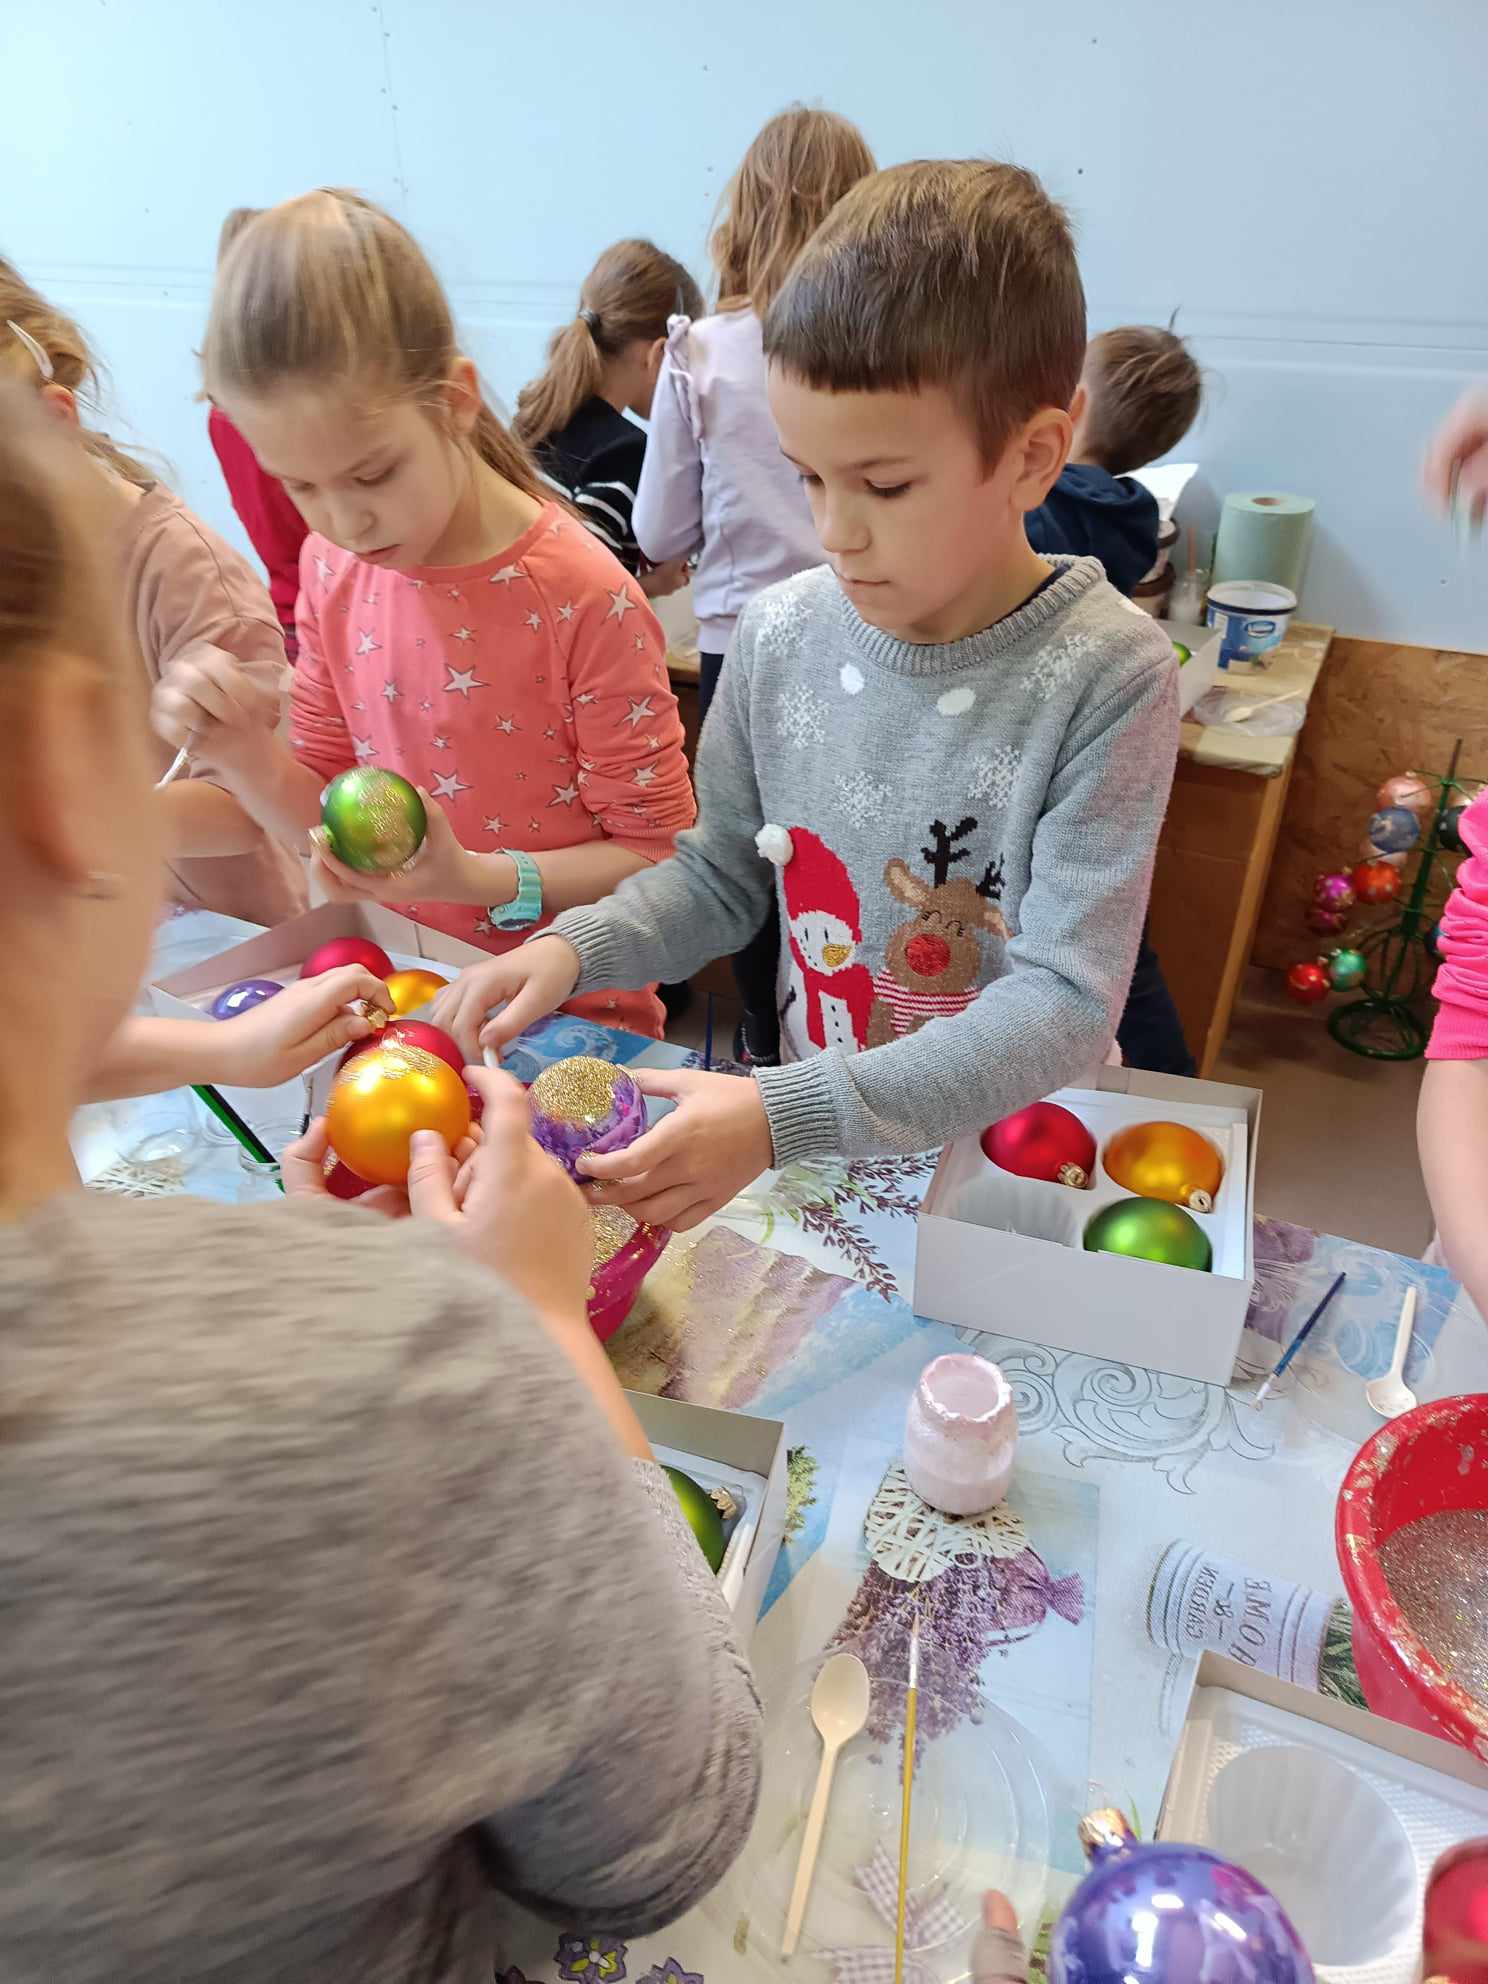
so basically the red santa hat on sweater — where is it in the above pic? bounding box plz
[756,824,862,942]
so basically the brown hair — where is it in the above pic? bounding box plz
[513,238,703,450]
[763,159,1087,465]
[710,106,875,314]
[0,257,156,488]
[1079,324,1202,474]
[203,188,547,502]
[216,206,263,264]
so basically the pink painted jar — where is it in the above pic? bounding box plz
[904,1353,1018,1515]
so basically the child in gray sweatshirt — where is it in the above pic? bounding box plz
[435,160,1181,1234]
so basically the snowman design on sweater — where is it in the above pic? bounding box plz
[761,816,1012,1058]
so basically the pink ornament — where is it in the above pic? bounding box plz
[904,1353,1018,1515]
[1305,903,1349,936]
[1313,871,1356,912]
[1376,772,1434,818]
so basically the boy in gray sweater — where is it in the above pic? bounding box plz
[436,160,1181,1231]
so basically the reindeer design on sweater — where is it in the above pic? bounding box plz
[866,817,1011,1047]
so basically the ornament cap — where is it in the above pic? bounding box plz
[1057,1162,1089,1190]
[1188,1188,1214,1213]
[1078,1808,1136,1860]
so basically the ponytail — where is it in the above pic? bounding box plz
[513,238,703,451]
[513,317,605,451]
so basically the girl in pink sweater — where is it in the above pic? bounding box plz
[1419,387,1488,1310]
[153,190,694,1039]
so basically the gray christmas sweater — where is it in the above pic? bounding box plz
[554,556,1180,1162]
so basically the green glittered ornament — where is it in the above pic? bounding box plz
[1328,946,1368,991]
[1084,1196,1212,1272]
[320,768,427,874]
[664,1465,727,1573]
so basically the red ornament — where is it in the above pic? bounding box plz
[1352,859,1403,906]
[1286,961,1331,1004]
[301,935,396,980]
[322,1152,373,1199]
[340,1018,464,1078]
[1305,903,1349,936]
[981,1100,1096,1189]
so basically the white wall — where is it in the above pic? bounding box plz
[6,0,1487,647]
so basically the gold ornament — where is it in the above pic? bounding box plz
[1103,1120,1223,1210]
[384,967,449,1016]
[325,1039,470,1186]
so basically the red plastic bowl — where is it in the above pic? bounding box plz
[1336,1392,1488,1759]
[587,1221,670,1344]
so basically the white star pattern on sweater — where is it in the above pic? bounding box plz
[575,691,599,706]
[758,580,809,657]
[778,683,829,749]
[431,769,471,801]
[622,696,655,731]
[550,781,580,807]
[451,626,475,642]
[313,554,334,585]
[1026,636,1085,700]
[483,817,503,835]
[633,632,646,651]
[968,745,1022,807]
[633,765,657,788]
[472,914,494,936]
[418,699,433,715]
[528,816,541,832]
[380,679,400,703]
[605,585,637,625]
[444,664,486,697]
[355,630,381,657]
[495,715,519,734]
[432,735,449,751]
[557,600,575,622]
[544,725,557,740]
[353,737,375,762]
[525,610,542,631]
[488,564,523,586]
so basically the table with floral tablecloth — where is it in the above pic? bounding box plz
[86,913,1488,1983]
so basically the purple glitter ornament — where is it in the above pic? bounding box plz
[528,1055,646,1180]
[1050,1810,1315,1984]
[1313,870,1356,912]
[210,977,284,1020]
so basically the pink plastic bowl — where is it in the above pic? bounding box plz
[1336,1392,1488,1759]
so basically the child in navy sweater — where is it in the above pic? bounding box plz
[1028,323,1202,1076]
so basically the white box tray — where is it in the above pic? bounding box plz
[914,1068,1260,1386]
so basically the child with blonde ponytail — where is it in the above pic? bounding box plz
[153,189,695,1041]
[516,237,701,595]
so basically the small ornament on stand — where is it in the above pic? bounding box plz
[980,1099,1096,1189]
[1050,1808,1315,1983]
[528,1055,647,1179]
[1286,746,1481,1059]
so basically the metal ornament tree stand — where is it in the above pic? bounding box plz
[1328,742,1476,1062]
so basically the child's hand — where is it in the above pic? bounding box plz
[282,1110,482,1216]
[430,936,582,1063]
[970,1892,1027,1983]
[406,1067,593,1321]
[213,965,394,1085]
[151,641,281,772]
[639,554,690,600]
[308,793,485,906]
[1424,385,1488,528]
[579,1067,774,1231]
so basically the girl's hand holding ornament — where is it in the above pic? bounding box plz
[431,936,582,1063]
[308,791,482,906]
[213,965,394,1086]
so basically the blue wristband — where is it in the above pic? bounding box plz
[491,849,543,931]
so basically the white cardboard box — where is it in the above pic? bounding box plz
[1159,618,1222,718]
[628,1391,788,1635]
[914,1067,1261,1386]
[1158,1652,1488,1981]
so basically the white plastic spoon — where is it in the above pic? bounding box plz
[782,1651,871,1959]
[1366,1286,1418,1420]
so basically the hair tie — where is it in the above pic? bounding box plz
[7,320,54,382]
[577,306,601,335]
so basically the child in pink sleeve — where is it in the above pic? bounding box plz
[1421,786,1488,1309]
[152,190,694,1041]
[291,504,691,1035]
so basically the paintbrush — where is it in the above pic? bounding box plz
[893,1605,920,1984]
[1253,1270,1345,1405]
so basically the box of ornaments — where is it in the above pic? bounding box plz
[914,1067,1261,1386]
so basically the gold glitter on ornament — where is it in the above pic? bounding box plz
[591,1204,638,1269]
[530,1055,630,1128]
[1379,1506,1488,1706]
[333,1041,444,1089]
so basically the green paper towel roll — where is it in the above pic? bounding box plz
[1212,491,1315,597]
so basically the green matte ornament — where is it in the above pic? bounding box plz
[664,1465,727,1573]
[1328,946,1368,990]
[320,768,427,874]
[1083,1196,1212,1273]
